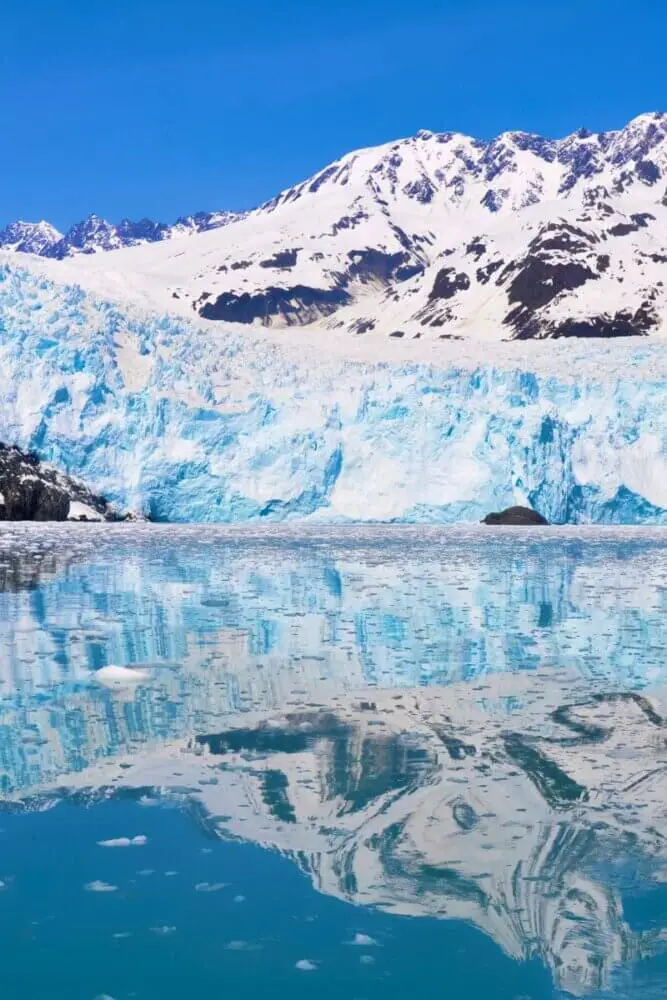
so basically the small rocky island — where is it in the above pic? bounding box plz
[482,505,549,525]
[0,443,127,521]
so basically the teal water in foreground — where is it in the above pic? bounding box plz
[2,524,667,999]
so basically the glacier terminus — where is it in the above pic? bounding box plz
[0,260,665,523]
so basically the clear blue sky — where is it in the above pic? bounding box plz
[1,0,665,230]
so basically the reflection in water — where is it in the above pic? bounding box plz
[2,525,667,997]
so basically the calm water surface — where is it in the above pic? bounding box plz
[1,524,667,999]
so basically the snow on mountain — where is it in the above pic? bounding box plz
[6,110,666,341]
[0,220,63,255]
[0,209,244,260]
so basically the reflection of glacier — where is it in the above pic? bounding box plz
[2,527,667,798]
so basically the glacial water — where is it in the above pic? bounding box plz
[2,524,667,1000]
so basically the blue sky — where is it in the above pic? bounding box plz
[1,0,665,230]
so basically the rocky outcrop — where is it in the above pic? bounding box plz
[483,505,549,525]
[0,443,127,521]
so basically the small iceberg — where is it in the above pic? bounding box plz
[98,835,147,848]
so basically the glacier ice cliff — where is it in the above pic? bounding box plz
[0,260,666,523]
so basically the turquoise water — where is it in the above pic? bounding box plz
[2,525,667,999]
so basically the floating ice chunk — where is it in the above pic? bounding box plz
[360,954,375,965]
[68,501,102,521]
[195,881,227,892]
[85,880,117,893]
[225,940,261,951]
[94,665,149,688]
[349,933,377,946]
[150,925,176,935]
[98,835,147,848]
[295,959,318,971]
[233,894,246,903]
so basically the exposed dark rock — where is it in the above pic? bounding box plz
[481,189,507,212]
[0,443,126,521]
[609,221,640,237]
[466,238,487,260]
[389,330,405,338]
[199,285,352,325]
[351,318,376,334]
[307,164,339,194]
[429,268,471,300]
[476,260,503,284]
[483,506,549,525]
[505,258,597,313]
[402,176,436,203]
[259,248,299,269]
[636,159,661,185]
[528,222,597,253]
[596,254,610,272]
[547,305,658,338]
[347,249,423,285]
[330,211,368,235]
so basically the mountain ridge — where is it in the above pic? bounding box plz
[2,111,667,340]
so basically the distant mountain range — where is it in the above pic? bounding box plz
[0,210,243,259]
[2,111,667,339]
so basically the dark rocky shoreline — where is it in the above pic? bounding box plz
[0,443,128,522]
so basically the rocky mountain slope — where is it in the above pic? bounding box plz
[2,111,667,340]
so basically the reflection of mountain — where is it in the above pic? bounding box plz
[8,679,667,996]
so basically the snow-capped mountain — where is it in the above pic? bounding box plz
[3,111,667,340]
[0,209,243,260]
[0,220,63,255]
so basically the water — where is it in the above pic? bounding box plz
[2,524,667,999]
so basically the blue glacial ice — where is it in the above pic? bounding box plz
[0,260,666,523]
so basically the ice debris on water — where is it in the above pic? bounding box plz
[98,836,147,848]
[350,933,378,946]
[85,881,118,893]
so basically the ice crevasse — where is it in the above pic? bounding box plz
[0,261,666,524]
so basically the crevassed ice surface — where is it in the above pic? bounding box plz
[2,525,667,999]
[1,262,666,522]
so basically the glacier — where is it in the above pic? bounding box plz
[0,259,666,523]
